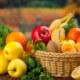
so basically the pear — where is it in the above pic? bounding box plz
[51,28,66,42]
[51,28,60,42]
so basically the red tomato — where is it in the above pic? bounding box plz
[68,28,80,42]
[25,44,32,53]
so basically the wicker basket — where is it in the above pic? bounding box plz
[35,50,80,77]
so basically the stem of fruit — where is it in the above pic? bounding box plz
[65,13,74,23]
[60,14,69,22]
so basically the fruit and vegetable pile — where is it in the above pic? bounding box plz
[0,13,80,80]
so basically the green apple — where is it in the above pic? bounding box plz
[0,52,9,74]
[3,41,24,60]
[7,59,27,78]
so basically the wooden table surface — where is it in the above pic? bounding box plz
[0,74,75,80]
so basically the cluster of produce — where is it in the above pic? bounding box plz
[0,25,54,80]
[31,13,80,80]
[0,12,80,80]
[31,13,80,54]
[0,26,28,78]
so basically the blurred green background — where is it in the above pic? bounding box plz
[0,0,67,8]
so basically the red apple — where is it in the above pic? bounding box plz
[31,26,51,44]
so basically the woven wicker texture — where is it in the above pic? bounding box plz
[35,50,80,77]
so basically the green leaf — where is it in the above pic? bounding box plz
[62,20,77,35]
[27,41,33,45]
[3,27,9,35]
[21,75,27,80]
[27,57,35,67]
[35,58,41,67]
[27,72,34,78]
[36,44,42,50]
[32,67,42,73]
[21,57,54,80]
[50,77,54,80]
[0,24,13,50]
[32,44,37,53]
[38,42,46,51]
[39,72,45,77]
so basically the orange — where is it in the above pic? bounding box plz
[68,28,80,42]
[0,50,2,53]
[75,42,80,52]
[77,37,80,43]
[6,31,27,49]
[0,50,3,54]
[61,42,76,53]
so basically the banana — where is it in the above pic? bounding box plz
[59,13,74,41]
[51,13,74,43]
[59,13,74,29]
[49,14,69,31]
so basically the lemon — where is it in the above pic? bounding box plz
[60,40,75,45]
[60,41,67,45]
[71,66,80,80]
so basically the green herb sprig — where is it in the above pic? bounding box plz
[62,19,77,35]
[21,57,54,80]
[0,24,13,50]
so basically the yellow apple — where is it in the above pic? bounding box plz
[0,52,9,74]
[7,59,27,78]
[20,51,26,61]
[3,41,24,60]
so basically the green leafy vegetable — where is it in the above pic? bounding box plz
[0,24,13,50]
[62,19,77,35]
[32,42,47,53]
[21,75,27,80]
[27,57,35,67]
[38,42,46,51]
[27,41,33,45]
[21,57,54,80]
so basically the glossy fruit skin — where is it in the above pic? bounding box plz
[25,44,32,53]
[60,40,75,45]
[0,50,3,54]
[0,51,9,74]
[31,26,51,44]
[77,37,80,43]
[3,41,24,60]
[68,28,80,42]
[7,59,27,78]
[6,31,27,49]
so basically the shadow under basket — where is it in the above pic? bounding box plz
[35,50,80,77]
